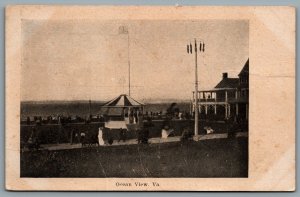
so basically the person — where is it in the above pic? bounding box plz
[161,125,169,139]
[80,131,86,144]
[228,118,239,139]
[74,132,79,143]
[133,112,138,123]
[98,127,105,146]
[27,128,40,151]
[93,133,100,147]
[137,129,143,144]
[118,128,127,142]
[161,125,174,139]
[26,117,30,125]
[129,113,134,124]
[204,126,214,134]
[180,128,193,143]
[108,136,114,145]
[141,128,149,144]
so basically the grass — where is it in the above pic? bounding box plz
[21,137,248,178]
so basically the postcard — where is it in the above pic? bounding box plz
[5,5,295,191]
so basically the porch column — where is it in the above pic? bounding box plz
[205,105,208,115]
[228,104,231,117]
[193,91,195,101]
[199,104,202,113]
[128,107,131,116]
[225,105,228,118]
[236,104,239,116]
[214,105,217,114]
[225,91,228,102]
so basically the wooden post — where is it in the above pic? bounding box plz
[246,104,248,120]
[70,130,73,145]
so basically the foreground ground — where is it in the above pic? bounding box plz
[21,137,248,178]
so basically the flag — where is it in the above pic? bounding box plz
[190,43,192,54]
[119,26,128,34]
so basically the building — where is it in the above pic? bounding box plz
[192,59,249,121]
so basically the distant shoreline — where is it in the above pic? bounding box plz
[20,101,191,118]
[20,99,191,105]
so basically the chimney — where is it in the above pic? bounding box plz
[222,73,228,79]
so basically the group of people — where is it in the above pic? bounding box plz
[22,115,106,125]
[76,127,110,147]
[75,127,149,147]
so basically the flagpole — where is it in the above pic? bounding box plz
[127,31,131,96]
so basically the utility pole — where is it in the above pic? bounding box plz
[187,39,205,140]
[89,99,92,118]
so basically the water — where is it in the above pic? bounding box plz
[21,101,191,119]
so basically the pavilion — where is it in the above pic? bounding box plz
[100,94,145,130]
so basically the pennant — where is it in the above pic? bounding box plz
[187,45,189,53]
[203,43,205,52]
[199,42,202,51]
[190,43,192,54]
[195,40,197,52]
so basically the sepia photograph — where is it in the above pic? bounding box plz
[20,19,249,178]
[5,6,295,191]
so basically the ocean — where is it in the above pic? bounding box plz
[20,101,191,119]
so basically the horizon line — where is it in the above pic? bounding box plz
[21,98,192,103]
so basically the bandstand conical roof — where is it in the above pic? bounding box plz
[102,94,144,108]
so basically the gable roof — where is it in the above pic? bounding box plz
[239,59,249,76]
[214,78,239,89]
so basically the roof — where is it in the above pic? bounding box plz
[214,78,239,89]
[102,94,144,108]
[238,59,249,76]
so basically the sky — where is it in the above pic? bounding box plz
[21,19,249,102]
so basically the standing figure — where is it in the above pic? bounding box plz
[80,131,86,146]
[98,127,105,146]
[161,125,170,139]
[74,132,79,143]
[141,128,149,144]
